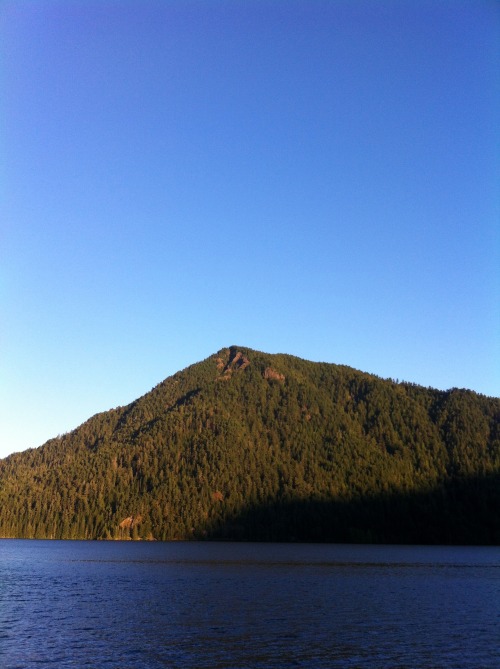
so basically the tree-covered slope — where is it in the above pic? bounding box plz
[1,346,499,543]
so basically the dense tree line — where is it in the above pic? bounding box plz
[1,347,499,543]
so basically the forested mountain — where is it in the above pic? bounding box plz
[1,346,499,543]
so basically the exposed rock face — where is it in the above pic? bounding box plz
[215,349,284,383]
[119,515,142,530]
[216,349,251,381]
[230,351,250,371]
[263,367,285,382]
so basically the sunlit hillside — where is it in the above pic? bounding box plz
[1,347,499,543]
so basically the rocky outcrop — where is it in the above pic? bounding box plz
[216,349,250,381]
[263,367,285,383]
[119,514,142,530]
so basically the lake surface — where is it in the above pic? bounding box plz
[0,541,498,668]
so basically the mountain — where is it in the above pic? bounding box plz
[1,346,499,543]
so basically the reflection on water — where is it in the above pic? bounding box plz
[0,541,498,668]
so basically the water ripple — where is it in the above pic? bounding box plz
[0,540,498,669]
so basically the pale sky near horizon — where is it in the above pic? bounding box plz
[1,0,499,459]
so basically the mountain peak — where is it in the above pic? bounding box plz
[1,348,499,543]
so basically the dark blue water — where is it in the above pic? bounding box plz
[0,541,498,668]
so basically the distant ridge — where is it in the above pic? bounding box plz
[1,346,499,543]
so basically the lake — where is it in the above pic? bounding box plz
[0,540,498,668]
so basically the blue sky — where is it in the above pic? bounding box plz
[1,0,499,459]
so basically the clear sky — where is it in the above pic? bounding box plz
[1,0,498,459]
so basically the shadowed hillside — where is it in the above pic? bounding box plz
[1,346,499,543]
[201,472,500,545]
